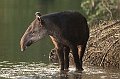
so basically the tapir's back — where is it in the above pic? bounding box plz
[42,11,89,45]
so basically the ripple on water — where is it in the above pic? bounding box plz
[0,61,60,79]
[0,61,120,79]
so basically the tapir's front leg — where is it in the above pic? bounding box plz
[50,36,64,70]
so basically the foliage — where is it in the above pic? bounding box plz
[81,0,120,24]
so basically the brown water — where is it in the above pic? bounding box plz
[0,61,119,79]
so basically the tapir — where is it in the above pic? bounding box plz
[20,11,89,71]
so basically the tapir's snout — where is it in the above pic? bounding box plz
[20,34,33,51]
[20,45,26,52]
[20,40,33,51]
[20,40,26,52]
[26,40,33,47]
[22,41,33,51]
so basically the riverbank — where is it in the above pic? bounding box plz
[84,20,120,68]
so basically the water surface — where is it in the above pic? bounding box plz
[0,61,119,79]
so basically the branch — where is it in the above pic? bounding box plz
[102,0,113,20]
[100,39,119,66]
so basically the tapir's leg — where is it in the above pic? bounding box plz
[56,43,64,70]
[49,48,58,63]
[79,43,87,70]
[49,36,65,70]
[71,45,81,71]
[64,46,70,70]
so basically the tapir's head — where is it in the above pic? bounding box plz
[20,12,47,51]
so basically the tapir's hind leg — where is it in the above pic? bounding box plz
[79,43,87,70]
[71,45,81,71]
[64,46,70,70]
[56,43,64,70]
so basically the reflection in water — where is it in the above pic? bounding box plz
[0,61,119,79]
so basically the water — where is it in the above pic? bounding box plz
[0,0,119,79]
[0,61,119,79]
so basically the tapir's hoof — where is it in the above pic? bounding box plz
[75,70,82,73]
[76,67,84,72]
[60,70,69,75]
[64,69,69,72]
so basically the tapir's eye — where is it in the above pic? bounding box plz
[30,30,35,34]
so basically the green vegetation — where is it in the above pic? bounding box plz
[81,0,120,24]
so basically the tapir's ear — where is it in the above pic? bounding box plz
[35,12,41,17]
[35,12,41,21]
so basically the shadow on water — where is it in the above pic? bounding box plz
[0,61,119,79]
